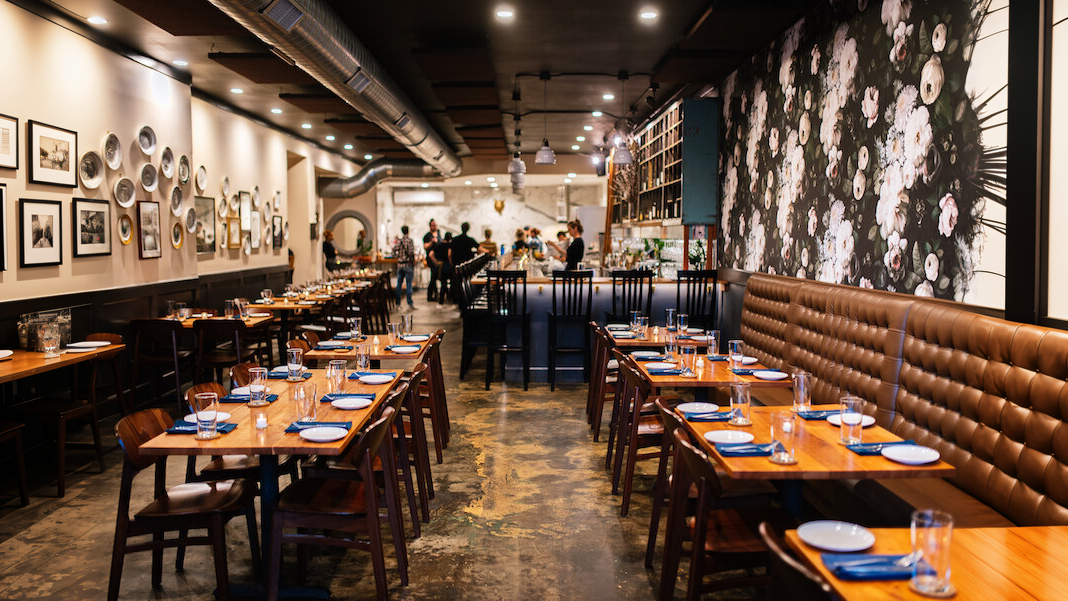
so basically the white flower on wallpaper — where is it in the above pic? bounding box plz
[862,87,880,127]
[920,56,944,104]
[780,20,804,92]
[881,0,913,34]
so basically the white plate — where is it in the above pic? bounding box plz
[704,430,755,444]
[185,207,197,233]
[140,162,158,192]
[79,151,104,189]
[389,345,420,354]
[178,155,190,184]
[359,374,394,385]
[221,176,230,197]
[402,335,430,342]
[753,370,790,381]
[630,350,660,358]
[218,197,228,218]
[273,190,281,209]
[249,312,271,317]
[160,147,174,178]
[742,356,758,365]
[881,445,940,465]
[137,125,157,155]
[69,341,111,348]
[66,347,96,353]
[103,132,122,169]
[299,426,349,443]
[827,413,877,428]
[606,324,630,330]
[644,362,677,370]
[252,186,261,208]
[297,300,317,305]
[687,335,710,341]
[0,350,13,360]
[685,328,705,335]
[185,411,231,423]
[316,340,347,347]
[113,177,136,208]
[196,165,207,191]
[271,366,307,374]
[170,186,183,216]
[612,332,635,338]
[330,397,374,410]
[797,521,875,552]
[676,402,719,414]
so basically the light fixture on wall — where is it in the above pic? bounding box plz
[535,74,556,164]
[613,74,633,165]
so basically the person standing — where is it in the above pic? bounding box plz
[423,219,440,302]
[479,228,498,257]
[429,232,453,305]
[565,219,585,270]
[392,225,416,309]
[449,221,479,267]
[322,230,342,272]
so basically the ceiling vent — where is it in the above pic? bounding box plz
[346,68,372,93]
[261,0,303,31]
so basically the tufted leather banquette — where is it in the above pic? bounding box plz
[739,273,1068,527]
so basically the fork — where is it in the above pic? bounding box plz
[835,550,922,569]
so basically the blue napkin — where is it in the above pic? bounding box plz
[821,554,913,581]
[715,443,776,456]
[612,333,635,339]
[706,354,728,361]
[846,440,917,456]
[633,355,670,362]
[648,369,684,376]
[314,345,353,351]
[349,371,398,380]
[605,325,630,331]
[268,371,312,380]
[666,326,677,332]
[320,393,375,403]
[730,368,757,376]
[797,409,837,420]
[285,421,352,433]
[166,420,237,434]
[684,411,732,422]
[221,393,279,403]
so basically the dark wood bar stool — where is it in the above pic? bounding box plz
[0,422,30,506]
[485,270,530,390]
[676,269,718,332]
[608,269,653,323]
[548,270,594,391]
[130,319,190,410]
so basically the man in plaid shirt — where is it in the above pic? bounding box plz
[392,225,416,308]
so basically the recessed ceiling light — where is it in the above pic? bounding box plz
[464,180,472,185]
[301,123,312,129]
[567,172,577,178]
[344,144,354,150]
[495,7,514,19]
[592,111,603,117]
[421,183,430,188]
[583,125,593,131]
[87,16,108,25]
[639,8,659,21]
[564,178,572,183]
[490,182,499,188]
[576,136,586,142]
[487,177,496,182]
[325,135,335,141]
[172,59,188,67]
[230,88,243,94]
[571,144,580,150]
[364,154,373,160]
[613,135,623,145]
[271,107,283,114]
[602,93,615,101]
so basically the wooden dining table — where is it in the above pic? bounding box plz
[633,353,793,393]
[0,343,126,385]
[607,327,713,349]
[304,334,432,363]
[786,525,1068,600]
[170,314,275,329]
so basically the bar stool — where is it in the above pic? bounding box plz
[608,269,653,323]
[0,422,30,506]
[485,270,530,390]
[130,319,190,410]
[676,269,718,332]
[548,270,593,391]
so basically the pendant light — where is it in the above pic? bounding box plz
[535,75,556,164]
[613,76,633,165]
[509,102,527,193]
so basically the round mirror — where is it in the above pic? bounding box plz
[325,210,373,256]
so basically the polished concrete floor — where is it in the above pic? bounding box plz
[0,297,759,600]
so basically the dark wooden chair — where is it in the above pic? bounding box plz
[456,259,489,380]
[485,270,530,390]
[611,351,662,516]
[608,269,654,323]
[676,269,718,332]
[228,362,259,388]
[193,319,256,383]
[109,409,260,601]
[416,333,449,463]
[587,324,620,444]
[399,363,434,520]
[130,319,190,410]
[759,522,842,601]
[0,422,30,506]
[548,270,594,391]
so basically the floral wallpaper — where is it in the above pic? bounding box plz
[718,0,1007,302]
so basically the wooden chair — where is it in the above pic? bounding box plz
[85,332,131,415]
[130,319,190,410]
[611,352,662,516]
[299,330,321,349]
[456,260,489,380]
[548,270,594,391]
[676,269,718,332]
[759,522,841,601]
[399,363,434,519]
[0,422,30,506]
[109,409,260,601]
[286,338,311,354]
[418,333,450,463]
[193,319,257,383]
[228,362,259,387]
[608,269,653,323]
[588,325,620,444]
[485,270,530,390]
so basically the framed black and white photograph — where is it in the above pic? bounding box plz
[0,114,17,170]
[18,198,62,267]
[28,120,77,187]
[0,184,7,270]
[227,217,241,249]
[137,200,162,259]
[72,198,111,257]
[272,215,283,249]
[239,190,251,231]
[250,210,261,249]
[194,195,215,254]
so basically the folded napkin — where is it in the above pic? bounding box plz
[648,369,684,376]
[285,421,352,433]
[676,335,694,340]
[314,345,353,351]
[666,326,678,332]
[268,372,312,380]
[612,333,636,339]
[633,355,670,362]
[821,554,913,581]
[333,334,367,341]
[384,345,420,351]
[221,393,279,403]
[706,354,728,361]
[320,393,375,403]
[684,411,733,422]
[730,368,757,376]
[166,420,237,434]
[797,409,837,420]
[715,442,776,456]
[846,440,917,456]
[349,371,398,380]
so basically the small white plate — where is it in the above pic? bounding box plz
[827,413,877,428]
[79,151,104,189]
[178,155,190,184]
[160,147,174,178]
[299,426,349,443]
[881,445,940,465]
[297,300,317,305]
[0,350,13,360]
[704,430,755,444]
[742,356,759,365]
[185,411,231,423]
[359,374,394,385]
[389,345,420,354]
[271,366,306,374]
[606,324,630,330]
[66,347,97,353]
[114,177,136,208]
[231,386,251,395]
[402,335,430,342]
[196,165,207,191]
[140,163,158,192]
[330,397,374,411]
[685,328,705,335]
[316,341,346,347]
[797,521,875,552]
[676,402,719,414]
[68,341,111,348]
[630,350,660,358]
[103,132,123,169]
[314,295,332,299]
[644,362,677,370]
[612,332,635,339]
[753,370,790,381]
[687,335,710,342]
[249,312,271,318]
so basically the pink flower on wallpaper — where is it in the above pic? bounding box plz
[938,194,958,237]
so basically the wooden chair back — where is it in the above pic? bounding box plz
[551,270,594,318]
[115,408,173,472]
[673,428,725,500]
[185,382,227,408]
[486,270,527,319]
[676,270,717,330]
[300,330,321,348]
[229,362,259,387]
[286,338,311,353]
[610,269,653,321]
[759,522,841,601]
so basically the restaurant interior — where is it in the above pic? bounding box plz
[1,0,1066,599]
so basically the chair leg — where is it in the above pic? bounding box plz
[90,407,106,472]
[210,515,231,601]
[548,321,557,392]
[605,388,623,470]
[522,323,530,391]
[365,502,389,601]
[107,524,128,601]
[484,342,493,391]
[620,427,640,516]
[645,447,670,567]
[245,506,262,583]
[268,512,285,601]
[56,418,66,498]
[151,531,164,588]
[14,431,29,506]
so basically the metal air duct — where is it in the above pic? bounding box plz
[319,158,435,198]
[208,0,463,189]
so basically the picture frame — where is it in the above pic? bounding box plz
[227,217,241,249]
[272,215,283,249]
[71,197,111,257]
[28,120,77,187]
[194,195,216,254]
[18,198,62,267]
[0,113,17,170]
[136,200,162,259]
[0,184,7,270]
[239,190,251,231]
[250,210,261,249]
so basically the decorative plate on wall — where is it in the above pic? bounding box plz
[229,193,240,213]
[221,175,230,197]
[283,221,289,240]
[140,163,158,192]
[196,165,207,191]
[273,190,281,210]
[252,185,260,208]
[137,125,157,155]
[113,177,136,208]
[159,147,174,178]
[242,235,251,256]
[265,228,273,248]
[177,155,190,184]
[78,151,104,189]
[170,186,183,217]
[218,196,228,218]
[185,207,196,233]
[263,201,271,216]
[171,221,183,249]
[117,214,133,244]
[102,133,122,169]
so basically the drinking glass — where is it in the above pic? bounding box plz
[666,308,677,332]
[792,370,812,412]
[705,329,721,357]
[664,330,678,357]
[400,314,413,336]
[190,392,219,440]
[294,381,318,423]
[350,316,363,339]
[356,343,370,370]
[327,359,346,394]
[770,412,798,464]
[728,339,745,369]
[729,382,752,426]
[679,343,697,376]
[248,367,269,407]
[224,299,237,319]
[839,396,864,445]
[177,303,191,320]
[285,283,295,296]
[638,316,649,339]
[261,288,273,303]
[630,310,641,333]
[286,347,304,382]
[165,300,177,319]
[237,298,250,320]
[677,313,689,333]
[911,510,955,597]
[38,323,60,358]
[387,322,400,346]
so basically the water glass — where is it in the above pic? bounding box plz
[664,331,678,357]
[911,510,955,597]
[728,339,745,368]
[237,298,250,320]
[38,323,60,358]
[327,359,346,394]
[839,396,865,445]
[224,299,237,319]
[769,412,798,464]
[387,322,400,346]
[260,288,273,303]
[400,314,413,336]
[677,313,689,333]
[248,367,269,407]
[286,347,304,382]
[350,316,363,338]
[630,310,642,333]
[165,300,177,319]
[285,283,295,296]
[191,392,219,440]
[294,381,318,423]
[666,308,677,331]
[792,370,812,413]
[705,329,721,357]
[638,316,649,339]
[729,382,752,426]
[679,343,698,375]
[356,343,371,370]
[177,303,191,320]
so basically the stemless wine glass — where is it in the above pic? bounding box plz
[286,347,304,382]
[350,316,363,339]
[706,329,721,357]
[39,323,60,358]
[729,382,752,426]
[327,359,346,395]
[839,396,865,445]
[387,322,400,346]
[770,411,798,464]
[911,509,955,597]
[356,342,370,370]
[665,308,677,331]
[248,367,269,407]
[190,392,219,440]
[630,310,642,333]
[224,299,237,319]
[792,370,812,413]
[728,339,745,369]
[400,314,413,336]
[165,300,177,319]
[677,313,689,333]
[638,316,649,339]
[664,330,678,358]
[294,381,317,423]
[680,343,698,376]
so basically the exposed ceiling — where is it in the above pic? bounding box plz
[43,0,816,172]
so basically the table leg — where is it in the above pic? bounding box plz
[258,455,279,569]
[776,480,804,518]
[277,312,290,361]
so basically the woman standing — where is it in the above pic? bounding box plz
[564,219,584,270]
